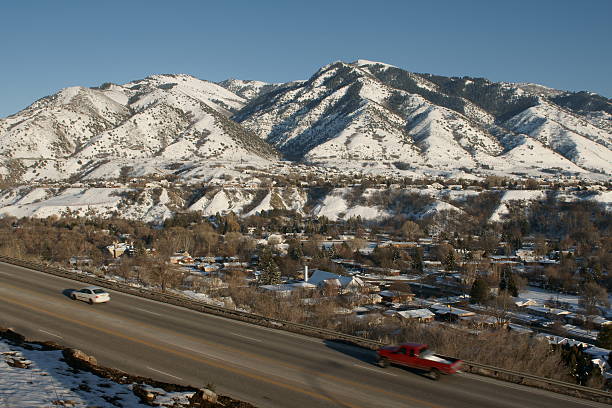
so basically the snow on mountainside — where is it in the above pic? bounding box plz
[125,74,246,116]
[0,86,130,160]
[504,100,611,173]
[233,60,611,176]
[0,74,278,182]
[217,79,300,101]
[1,181,607,225]
[1,60,610,188]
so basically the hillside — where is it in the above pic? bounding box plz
[231,60,611,177]
[0,60,610,223]
[0,75,278,183]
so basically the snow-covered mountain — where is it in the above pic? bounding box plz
[0,74,278,182]
[230,60,611,176]
[1,61,610,186]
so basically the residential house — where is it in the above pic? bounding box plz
[259,282,317,297]
[379,290,414,303]
[430,304,475,322]
[525,305,571,320]
[106,242,134,258]
[513,297,539,307]
[169,251,194,265]
[396,309,435,323]
[308,270,364,293]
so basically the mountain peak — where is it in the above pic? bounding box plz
[351,59,397,69]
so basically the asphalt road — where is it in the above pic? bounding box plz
[0,261,608,408]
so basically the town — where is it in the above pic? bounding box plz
[3,179,610,389]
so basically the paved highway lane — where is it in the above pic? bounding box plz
[0,262,608,408]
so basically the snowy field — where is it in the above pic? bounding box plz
[519,286,581,305]
[0,339,194,408]
[520,286,612,309]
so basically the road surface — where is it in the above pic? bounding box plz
[0,261,607,408]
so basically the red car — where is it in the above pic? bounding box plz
[377,343,462,380]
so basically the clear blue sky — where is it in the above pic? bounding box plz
[1,0,611,117]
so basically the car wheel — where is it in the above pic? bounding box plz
[430,368,441,381]
[89,299,94,305]
[71,294,76,300]
[378,358,389,368]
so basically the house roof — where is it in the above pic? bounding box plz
[308,270,363,288]
[508,323,533,334]
[291,281,317,289]
[513,297,538,307]
[430,304,475,317]
[397,309,435,319]
[259,284,294,293]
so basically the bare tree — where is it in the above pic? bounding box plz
[401,220,423,241]
[460,262,478,296]
[579,282,609,315]
[487,292,513,327]
[147,255,181,291]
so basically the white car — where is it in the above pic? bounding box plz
[71,286,110,304]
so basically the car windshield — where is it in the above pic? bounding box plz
[93,289,107,294]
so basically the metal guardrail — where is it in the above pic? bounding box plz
[1,255,610,402]
[463,360,611,399]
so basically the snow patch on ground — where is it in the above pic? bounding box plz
[490,190,547,222]
[0,339,193,408]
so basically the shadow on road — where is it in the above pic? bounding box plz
[62,289,77,299]
[323,340,441,381]
[323,340,378,365]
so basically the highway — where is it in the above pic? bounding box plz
[0,261,607,408]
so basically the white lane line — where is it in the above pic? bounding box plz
[353,364,397,376]
[182,346,224,361]
[148,367,183,381]
[230,332,262,342]
[134,307,161,316]
[38,329,63,339]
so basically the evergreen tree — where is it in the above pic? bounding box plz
[443,251,458,271]
[560,344,598,386]
[391,246,401,264]
[499,267,518,297]
[470,276,489,304]
[597,325,612,349]
[259,247,281,285]
[412,249,424,273]
[287,239,304,261]
[222,212,240,234]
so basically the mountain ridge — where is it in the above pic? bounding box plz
[228,60,610,176]
[1,61,610,185]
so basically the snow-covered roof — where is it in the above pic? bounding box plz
[508,323,533,334]
[259,284,295,293]
[291,281,317,289]
[513,297,539,307]
[396,309,435,319]
[430,304,475,317]
[308,269,364,288]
